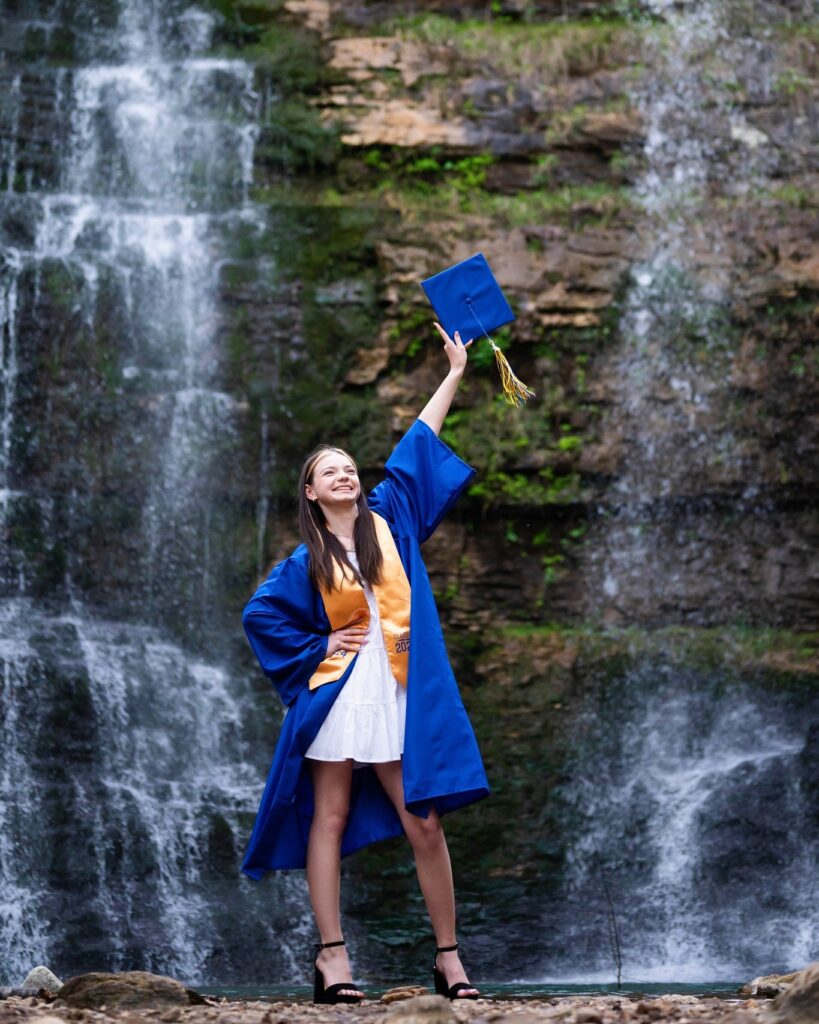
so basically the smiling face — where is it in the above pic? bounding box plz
[304,449,361,509]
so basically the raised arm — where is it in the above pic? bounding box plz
[417,322,472,436]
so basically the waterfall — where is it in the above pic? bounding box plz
[0,0,307,986]
[546,663,818,982]
[584,0,786,624]
[555,0,819,982]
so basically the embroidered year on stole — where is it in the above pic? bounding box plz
[308,512,411,691]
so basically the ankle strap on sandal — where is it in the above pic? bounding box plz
[436,943,458,953]
[316,939,346,950]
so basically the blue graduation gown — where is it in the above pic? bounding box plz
[240,419,490,877]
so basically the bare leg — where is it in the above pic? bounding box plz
[373,760,479,997]
[306,758,364,998]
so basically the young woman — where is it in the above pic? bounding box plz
[241,323,489,1003]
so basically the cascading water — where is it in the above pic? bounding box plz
[556,0,819,982]
[543,663,818,983]
[585,0,788,623]
[0,0,308,986]
[2,0,815,993]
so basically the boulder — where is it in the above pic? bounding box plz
[739,970,799,998]
[765,962,819,1023]
[20,967,63,994]
[383,994,458,1024]
[56,971,206,1010]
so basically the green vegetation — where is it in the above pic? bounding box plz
[256,100,341,171]
[382,13,639,83]
[773,68,815,97]
[472,183,633,227]
[254,167,633,229]
[207,13,340,171]
[357,147,495,197]
[490,622,819,683]
[758,183,819,208]
[439,394,586,509]
[776,21,819,42]
[372,177,631,227]
[247,23,336,92]
[205,0,285,46]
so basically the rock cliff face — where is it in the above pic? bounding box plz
[217,0,819,633]
[1,0,817,989]
[211,0,819,980]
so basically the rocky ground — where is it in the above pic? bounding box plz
[6,965,819,1024]
[0,992,774,1024]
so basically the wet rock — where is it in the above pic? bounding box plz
[738,971,799,998]
[383,994,457,1024]
[56,972,205,1010]
[322,94,480,149]
[19,969,63,995]
[345,345,390,385]
[381,987,430,1004]
[765,961,819,1023]
[328,37,448,88]
[577,110,645,150]
[281,0,330,34]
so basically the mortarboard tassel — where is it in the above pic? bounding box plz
[489,339,536,408]
[467,298,535,407]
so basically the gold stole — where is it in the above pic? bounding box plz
[308,512,410,691]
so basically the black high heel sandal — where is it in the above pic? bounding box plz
[433,943,480,1000]
[313,939,365,1005]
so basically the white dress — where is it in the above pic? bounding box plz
[304,550,407,766]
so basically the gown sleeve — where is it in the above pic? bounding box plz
[241,553,328,708]
[368,418,476,543]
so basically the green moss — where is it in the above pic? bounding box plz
[388,306,434,365]
[543,103,590,146]
[256,101,341,171]
[219,202,394,504]
[777,22,819,42]
[383,14,638,82]
[43,263,82,310]
[608,147,637,178]
[532,153,559,187]
[344,147,495,197]
[492,622,819,684]
[205,0,285,45]
[773,69,815,97]
[438,393,587,509]
[477,183,634,227]
[252,170,633,234]
[250,24,331,93]
[359,179,633,228]
[761,290,818,325]
[758,183,819,209]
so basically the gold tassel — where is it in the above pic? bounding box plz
[491,340,535,407]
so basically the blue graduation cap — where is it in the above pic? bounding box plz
[421,252,534,406]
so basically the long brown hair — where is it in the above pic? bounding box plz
[297,445,383,593]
